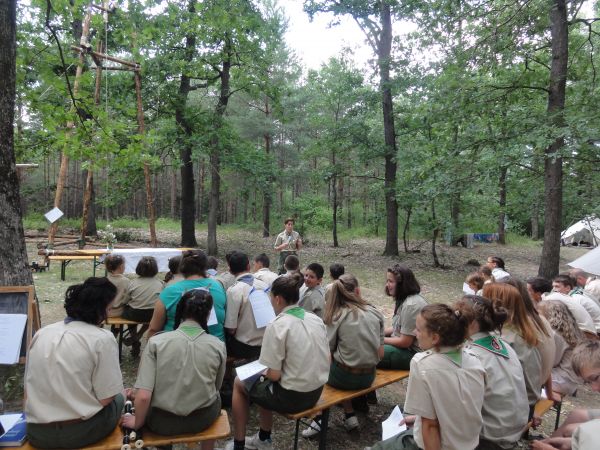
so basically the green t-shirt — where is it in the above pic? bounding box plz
[159,278,226,341]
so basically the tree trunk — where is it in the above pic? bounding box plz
[0,0,32,285]
[539,0,567,279]
[498,166,507,245]
[198,158,205,222]
[379,2,399,256]
[171,164,178,218]
[531,202,540,240]
[263,96,271,237]
[332,174,339,247]
[207,38,232,256]
[403,206,412,253]
[431,200,440,268]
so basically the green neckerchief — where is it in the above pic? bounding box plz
[472,335,509,358]
[284,306,305,320]
[178,322,205,338]
[441,347,463,366]
[570,287,584,296]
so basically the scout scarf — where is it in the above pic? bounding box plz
[284,306,305,320]
[472,335,509,358]
[441,347,463,366]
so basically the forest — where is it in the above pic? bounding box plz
[8,0,600,277]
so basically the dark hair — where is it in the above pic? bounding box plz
[489,256,505,269]
[136,256,158,278]
[180,250,208,278]
[420,303,469,347]
[466,272,484,291]
[323,274,368,325]
[479,266,493,278]
[254,253,270,268]
[207,256,219,270]
[454,295,508,333]
[527,276,552,294]
[174,288,213,333]
[284,254,300,271]
[386,264,421,314]
[554,274,575,289]
[225,252,233,265]
[284,217,294,225]
[104,254,125,273]
[271,272,303,304]
[165,255,182,283]
[306,262,324,280]
[329,263,345,280]
[229,251,249,275]
[64,277,117,325]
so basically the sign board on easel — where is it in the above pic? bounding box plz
[0,286,40,364]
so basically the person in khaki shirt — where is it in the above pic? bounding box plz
[224,251,269,359]
[105,254,130,317]
[369,304,485,450]
[455,295,529,449]
[122,289,225,449]
[302,274,384,438]
[226,272,329,450]
[252,253,279,287]
[25,278,125,449]
[299,263,326,318]
[274,218,302,274]
[379,264,428,370]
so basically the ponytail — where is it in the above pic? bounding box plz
[174,288,213,333]
[420,303,469,347]
[323,274,368,325]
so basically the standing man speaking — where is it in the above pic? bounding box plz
[274,218,302,274]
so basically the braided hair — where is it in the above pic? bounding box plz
[174,288,213,333]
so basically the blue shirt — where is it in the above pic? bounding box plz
[159,278,226,341]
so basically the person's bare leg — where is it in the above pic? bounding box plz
[258,406,273,432]
[201,439,215,450]
[232,377,250,440]
[552,409,591,437]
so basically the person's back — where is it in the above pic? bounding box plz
[106,272,130,317]
[543,292,596,335]
[571,293,600,333]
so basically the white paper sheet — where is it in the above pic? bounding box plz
[207,307,218,326]
[248,289,275,328]
[0,414,22,434]
[463,282,476,295]
[235,360,268,382]
[382,405,407,441]
[44,207,64,224]
[0,314,27,365]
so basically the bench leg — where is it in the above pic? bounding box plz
[318,408,330,450]
[554,402,562,430]
[61,261,67,281]
[118,325,124,362]
[293,419,300,450]
[93,256,97,277]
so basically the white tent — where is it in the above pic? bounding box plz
[561,216,600,246]
[568,246,600,276]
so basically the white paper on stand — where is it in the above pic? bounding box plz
[382,405,407,441]
[236,360,268,382]
[207,307,218,326]
[248,289,276,328]
[462,282,475,295]
[44,207,64,224]
[0,314,27,365]
[0,414,22,433]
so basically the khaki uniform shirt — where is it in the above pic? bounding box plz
[499,327,543,407]
[107,273,131,317]
[299,285,325,318]
[327,305,384,368]
[25,321,123,423]
[259,305,330,392]
[124,277,164,310]
[552,333,582,396]
[253,268,279,287]
[572,293,600,332]
[537,316,557,383]
[274,230,301,251]
[391,294,428,352]
[405,346,485,450]
[135,320,226,416]
[216,271,236,292]
[572,419,600,450]
[543,293,596,334]
[224,274,269,346]
[584,278,600,305]
[467,332,529,445]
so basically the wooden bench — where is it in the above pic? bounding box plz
[284,368,410,450]
[10,409,230,449]
[105,317,150,361]
[533,396,563,431]
[48,255,103,281]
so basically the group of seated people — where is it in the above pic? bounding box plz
[21,251,600,450]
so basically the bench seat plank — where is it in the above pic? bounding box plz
[48,256,97,261]
[285,369,409,420]
[11,410,230,450]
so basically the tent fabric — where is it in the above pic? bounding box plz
[561,217,600,246]
[568,246,600,276]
